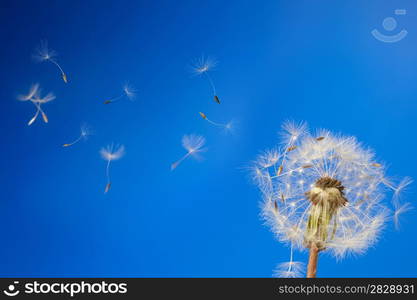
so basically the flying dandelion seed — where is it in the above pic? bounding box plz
[17,84,55,125]
[191,56,221,104]
[33,40,68,83]
[389,177,413,229]
[273,261,305,278]
[198,112,233,133]
[171,134,206,171]
[100,144,125,193]
[103,83,137,104]
[18,83,40,101]
[391,177,412,205]
[29,92,55,125]
[273,246,305,278]
[393,202,412,230]
[63,124,92,147]
[251,121,411,277]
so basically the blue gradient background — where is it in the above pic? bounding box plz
[0,0,416,277]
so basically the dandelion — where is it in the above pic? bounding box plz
[63,124,92,147]
[171,134,206,170]
[191,55,221,104]
[100,144,125,193]
[17,84,55,125]
[198,112,233,133]
[251,121,411,277]
[33,40,68,83]
[103,83,137,104]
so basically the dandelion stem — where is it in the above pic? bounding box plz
[106,159,111,184]
[204,72,216,95]
[29,102,48,125]
[171,152,192,170]
[63,135,83,147]
[49,59,67,83]
[306,242,319,278]
[287,244,294,273]
[28,106,41,126]
[104,159,112,193]
[206,118,223,127]
[104,94,123,104]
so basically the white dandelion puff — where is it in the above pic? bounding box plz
[33,40,68,83]
[17,84,55,125]
[190,55,221,104]
[100,144,125,193]
[171,134,206,170]
[63,123,92,147]
[251,121,411,277]
[104,83,137,104]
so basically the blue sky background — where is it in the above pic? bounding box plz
[0,0,416,277]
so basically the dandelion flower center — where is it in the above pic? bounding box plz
[304,177,347,250]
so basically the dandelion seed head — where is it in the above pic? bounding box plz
[253,121,411,259]
[100,144,125,161]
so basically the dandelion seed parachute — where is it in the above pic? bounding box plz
[393,202,412,229]
[273,260,305,278]
[30,92,55,124]
[17,84,55,125]
[100,144,125,193]
[104,83,137,104]
[33,40,68,83]
[252,121,411,277]
[17,84,40,101]
[273,244,305,278]
[63,124,92,147]
[191,56,221,104]
[171,134,206,170]
[392,177,413,204]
